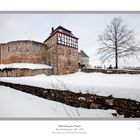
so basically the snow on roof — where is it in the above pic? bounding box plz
[80,50,89,58]
[0,63,53,70]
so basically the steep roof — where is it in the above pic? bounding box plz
[54,26,77,38]
[80,50,89,58]
[44,26,78,42]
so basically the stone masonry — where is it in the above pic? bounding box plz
[44,26,79,75]
[0,40,47,64]
[0,26,79,76]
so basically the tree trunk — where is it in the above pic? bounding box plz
[115,42,118,69]
[115,54,118,69]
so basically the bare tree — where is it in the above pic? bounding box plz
[98,17,140,69]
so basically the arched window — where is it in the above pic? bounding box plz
[8,46,10,52]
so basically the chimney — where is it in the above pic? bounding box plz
[51,27,54,33]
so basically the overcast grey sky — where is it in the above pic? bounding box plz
[0,13,140,67]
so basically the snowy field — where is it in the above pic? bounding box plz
[0,86,116,118]
[0,72,140,101]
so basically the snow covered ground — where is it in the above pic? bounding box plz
[0,72,140,102]
[0,86,116,118]
[0,63,52,70]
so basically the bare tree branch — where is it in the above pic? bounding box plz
[97,17,140,68]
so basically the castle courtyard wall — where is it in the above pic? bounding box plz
[0,40,47,64]
[0,68,53,77]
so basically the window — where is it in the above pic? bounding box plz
[62,34,64,44]
[67,50,71,55]
[57,33,78,48]
[68,60,71,65]
[70,38,72,46]
[8,47,10,52]
[75,40,78,48]
[48,61,51,66]
[72,38,74,47]
[67,36,69,44]
[58,36,62,43]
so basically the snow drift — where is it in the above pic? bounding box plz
[0,72,140,101]
[0,86,116,118]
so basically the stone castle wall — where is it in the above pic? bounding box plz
[0,33,79,76]
[46,45,58,74]
[57,45,78,75]
[0,68,53,77]
[44,34,58,75]
[44,33,78,75]
[0,40,47,64]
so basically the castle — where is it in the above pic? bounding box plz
[0,26,89,76]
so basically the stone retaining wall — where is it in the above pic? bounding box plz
[82,68,140,74]
[0,68,53,77]
[0,81,140,118]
